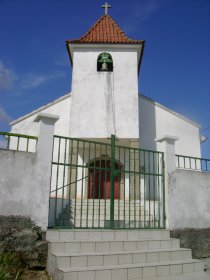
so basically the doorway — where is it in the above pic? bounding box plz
[88,159,120,199]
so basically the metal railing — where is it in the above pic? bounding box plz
[176,154,210,172]
[0,131,38,153]
[49,135,165,229]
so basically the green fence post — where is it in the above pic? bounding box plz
[110,134,115,228]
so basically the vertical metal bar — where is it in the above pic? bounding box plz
[80,140,85,228]
[49,136,55,228]
[61,139,67,227]
[139,150,141,229]
[118,146,120,225]
[86,142,91,228]
[98,144,102,228]
[104,144,108,228]
[68,139,73,228]
[148,152,151,228]
[134,149,136,228]
[110,134,115,229]
[123,147,126,228]
[153,152,156,228]
[162,153,166,228]
[54,137,61,227]
[73,140,79,227]
[92,143,96,228]
[128,147,131,228]
[143,151,146,228]
[157,153,160,228]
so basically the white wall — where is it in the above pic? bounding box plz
[139,95,201,157]
[70,46,139,139]
[11,95,71,137]
[0,150,49,229]
[169,169,210,229]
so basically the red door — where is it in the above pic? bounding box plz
[88,160,120,199]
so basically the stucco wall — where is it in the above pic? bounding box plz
[169,169,210,229]
[11,95,71,137]
[70,46,139,138]
[139,95,201,157]
[0,149,50,230]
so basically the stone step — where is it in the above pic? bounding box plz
[56,259,204,280]
[52,248,192,269]
[49,239,180,254]
[47,229,170,241]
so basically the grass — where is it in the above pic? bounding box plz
[0,253,50,280]
[0,253,25,279]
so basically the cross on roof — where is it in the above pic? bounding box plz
[102,2,111,15]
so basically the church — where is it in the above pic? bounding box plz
[1,4,210,279]
[10,7,201,157]
[8,3,203,229]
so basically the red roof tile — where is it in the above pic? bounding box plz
[66,15,144,44]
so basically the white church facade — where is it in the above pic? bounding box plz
[8,12,202,229]
[2,6,210,279]
[10,14,201,156]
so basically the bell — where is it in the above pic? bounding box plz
[101,62,108,71]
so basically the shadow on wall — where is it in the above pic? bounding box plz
[139,94,157,151]
[139,94,157,200]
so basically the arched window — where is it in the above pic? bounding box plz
[97,52,113,72]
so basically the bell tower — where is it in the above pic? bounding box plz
[66,5,144,139]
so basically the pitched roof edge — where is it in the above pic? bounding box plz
[139,94,201,128]
[10,93,71,126]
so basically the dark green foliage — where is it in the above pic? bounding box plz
[0,253,25,280]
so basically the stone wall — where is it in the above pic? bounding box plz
[171,228,210,258]
[0,215,47,268]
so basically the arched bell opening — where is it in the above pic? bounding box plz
[97,52,113,72]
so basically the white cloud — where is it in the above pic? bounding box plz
[0,105,12,123]
[21,71,66,89]
[123,0,163,33]
[0,61,17,94]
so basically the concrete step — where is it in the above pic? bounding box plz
[52,248,192,268]
[47,229,170,241]
[61,220,159,229]
[48,239,180,254]
[56,259,204,280]
[62,214,154,220]
[70,208,149,214]
[143,271,210,280]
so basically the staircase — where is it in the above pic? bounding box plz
[55,199,161,228]
[46,229,208,280]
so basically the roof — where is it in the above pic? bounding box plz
[66,15,144,45]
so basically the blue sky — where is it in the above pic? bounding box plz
[0,0,209,156]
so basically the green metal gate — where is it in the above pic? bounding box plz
[49,135,165,229]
